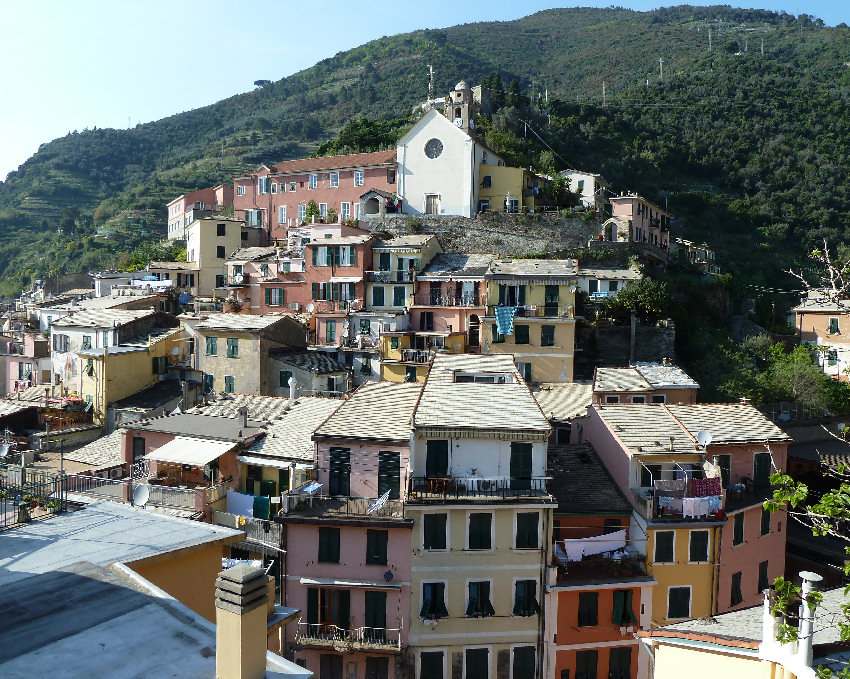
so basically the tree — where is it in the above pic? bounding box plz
[786,239,850,303]
[305,200,320,224]
[604,277,669,324]
[542,175,580,209]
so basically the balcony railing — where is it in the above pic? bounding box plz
[281,494,405,520]
[554,550,648,584]
[296,622,402,651]
[486,304,575,319]
[408,476,549,500]
[400,349,435,364]
[366,270,415,283]
[413,294,483,307]
[213,510,282,543]
[342,334,379,349]
[64,474,201,509]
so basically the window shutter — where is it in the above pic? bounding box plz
[518,285,526,306]
[624,589,638,624]
[350,246,356,265]
[466,583,478,617]
[513,581,525,616]
[333,246,341,266]
[311,247,317,265]
[498,284,506,305]
[435,583,448,617]
[338,589,350,630]
[265,288,271,305]
[311,282,318,300]
[307,587,318,625]
[612,590,625,625]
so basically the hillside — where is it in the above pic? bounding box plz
[1,5,849,295]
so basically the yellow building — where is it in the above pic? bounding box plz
[481,259,577,383]
[379,331,466,382]
[365,234,442,311]
[76,327,186,424]
[477,165,545,213]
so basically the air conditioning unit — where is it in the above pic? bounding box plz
[289,302,300,311]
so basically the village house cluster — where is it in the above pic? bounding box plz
[0,80,844,679]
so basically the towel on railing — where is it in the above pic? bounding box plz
[495,306,518,335]
[691,476,722,498]
[654,478,686,494]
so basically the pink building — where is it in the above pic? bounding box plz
[591,362,699,406]
[233,150,398,241]
[5,333,49,395]
[279,381,422,679]
[606,195,670,249]
[167,184,234,240]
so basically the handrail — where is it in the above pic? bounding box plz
[296,622,402,649]
[408,476,549,499]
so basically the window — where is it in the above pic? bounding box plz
[608,647,631,679]
[482,175,492,188]
[278,205,287,224]
[420,651,444,679]
[354,170,364,187]
[258,177,270,194]
[578,591,598,626]
[689,530,709,562]
[758,560,769,593]
[377,451,400,499]
[713,454,731,488]
[318,526,340,563]
[51,334,69,352]
[325,320,337,343]
[514,324,530,344]
[423,513,447,550]
[372,286,385,306]
[640,464,661,488]
[217,245,226,258]
[828,349,838,366]
[478,199,490,213]
[298,204,306,221]
[612,589,638,625]
[465,648,488,679]
[265,288,283,306]
[81,335,92,350]
[226,337,238,358]
[541,325,555,346]
[365,657,389,679]
[761,507,771,536]
[491,324,505,343]
[289,181,297,192]
[652,394,666,403]
[731,571,743,606]
[829,317,840,334]
[279,370,292,388]
[152,356,167,375]
[420,310,434,331]
[205,336,217,356]
[203,373,214,393]
[405,366,417,382]
[366,530,388,565]
[308,173,318,189]
[393,286,406,307]
[420,582,448,619]
[753,452,771,490]
[577,179,585,193]
[270,181,278,194]
[341,202,350,220]
[426,440,449,477]
[387,168,395,184]
[237,185,245,196]
[308,588,349,634]
[512,647,535,678]
[667,586,691,619]
[466,581,495,617]
[319,203,328,218]
[281,261,291,273]
[132,436,146,462]
[515,512,539,549]
[575,650,598,679]
[654,531,674,563]
[518,360,533,383]
[733,512,744,545]
[328,447,350,495]
[329,172,339,188]
[468,513,492,550]
[512,579,540,618]
[605,395,620,404]
[510,442,533,491]
[224,375,235,393]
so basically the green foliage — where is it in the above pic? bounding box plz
[118,241,186,272]
[314,116,411,156]
[305,200,321,223]
[542,175,580,209]
[604,277,671,323]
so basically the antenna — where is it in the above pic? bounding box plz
[132,484,150,507]
[696,430,713,447]
[427,64,435,100]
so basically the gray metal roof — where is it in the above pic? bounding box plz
[64,430,124,468]
[38,293,161,313]
[51,308,159,329]
[418,253,497,279]
[314,381,422,443]
[532,382,593,421]
[111,380,184,411]
[487,258,578,278]
[270,350,349,374]
[246,397,342,462]
[133,412,264,442]
[413,354,550,434]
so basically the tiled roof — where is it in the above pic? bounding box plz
[413,354,550,434]
[195,313,296,331]
[547,444,631,513]
[227,247,277,262]
[51,309,159,329]
[271,149,396,175]
[147,261,198,271]
[111,380,184,411]
[374,235,436,248]
[532,382,593,421]
[634,362,700,389]
[246,397,341,462]
[594,403,790,454]
[191,393,291,422]
[314,381,422,443]
[487,259,578,278]
[418,253,497,279]
[306,235,371,246]
[64,430,124,468]
[576,266,642,280]
[593,367,653,393]
[270,350,349,374]
[0,400,36,417]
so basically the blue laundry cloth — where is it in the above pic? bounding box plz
[495,306,518,335]
[707,495,722,513]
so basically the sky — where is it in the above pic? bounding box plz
[1,1,848,181]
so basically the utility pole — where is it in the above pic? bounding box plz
[659,58,664,81]
[761,37,764,56]
[602,80,606,107]
[708,29,712,52]
[427,64,435,100]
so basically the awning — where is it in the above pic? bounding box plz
[299,576,402,590]
[144,436,235,466]
[237,455,293,470]
[329,276,363,284]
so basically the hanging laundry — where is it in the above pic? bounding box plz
[495,306,518,335]
[691,476,722,498]
[707,495,722,513]
[703,460,722,478]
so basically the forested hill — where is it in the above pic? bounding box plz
[1,5,849,294]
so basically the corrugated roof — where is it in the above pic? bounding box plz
[64,430,124,468]
[532,382,593,421]
[246,397,341,462]
[314,381,422,443]
[488,259,577,278]
[418,253,497,279]
[51,309,159,329]
[271,149,396,175]
[270,350,349,374]
[593,367,653,393]
[413,354,550,433]
[547,444,631,513]
[666,404,790,445]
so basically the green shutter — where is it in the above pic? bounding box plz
[338,589,350,630]
[307,588,318,625]
[334,246,341,265]
[498,284,506,305]
[350,246,356,265]
[612,589,625,625]
[265,288,271,305]
[311,282,318,299]
[311,247,317,265]
[518,285,526,305]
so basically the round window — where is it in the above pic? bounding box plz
[424,138,443,159]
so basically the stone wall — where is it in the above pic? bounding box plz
[574,318,676,378]
[360,212,599,257]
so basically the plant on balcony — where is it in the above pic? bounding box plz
[305,200,321,223]
[225,298,242,313]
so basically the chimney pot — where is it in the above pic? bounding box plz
[215,565,269,679]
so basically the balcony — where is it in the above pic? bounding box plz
[213,510,282,544]
[413,293,483,307]
[724,482,773,513]
[554,551,649,585]
[281,494,406,520]
[296,622,402,652]
[366,270,415,283]
[408,476,550,501]
[399,349,434,364]
[341,334,379,350]
[486,304,575,319]
[63,473,217,511]
[631,487,725,524]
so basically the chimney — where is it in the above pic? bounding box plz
[797,570,823,667]
[740,397,751,405]
[238,405,248,429]
[288,376,297,400]
[215,565,269,679]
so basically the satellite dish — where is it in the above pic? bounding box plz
[234,273,244,284]
[132,484,150,507]
[696,430,713,447]
[306,303,315,313]
[172,348,179,356]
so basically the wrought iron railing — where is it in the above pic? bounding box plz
[0,463,67,529]
[408,476,549,500]
[281,494,405,519]
[413,293,482,307]
[296,622,402,650]
[366,271,415,283]
[486,304,575,318]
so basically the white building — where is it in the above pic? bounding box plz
[559,169,610,212]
